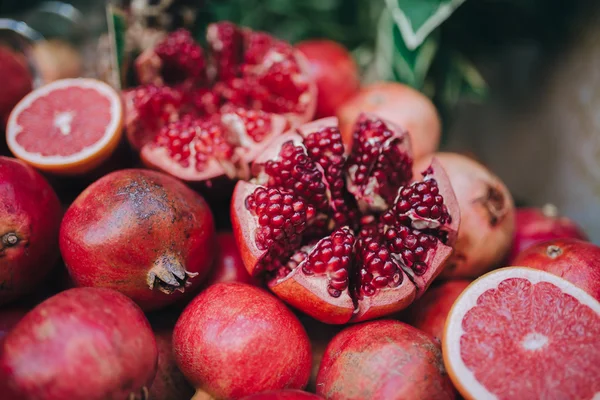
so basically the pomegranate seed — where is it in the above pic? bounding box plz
[207,22,244,81]
[155,29,206,86]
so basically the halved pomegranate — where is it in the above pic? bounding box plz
[231,114,460,324]
[124,23,316,184]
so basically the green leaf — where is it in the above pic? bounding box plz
[385,0,466,50]
[371,10,438,89]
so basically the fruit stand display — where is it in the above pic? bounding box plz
[0,1,599,400]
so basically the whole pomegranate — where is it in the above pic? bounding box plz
[316,320,455,400]
[0,46,32,127]
[507,204,587,264]
[203,232,258,287]
[60,169,216,311]
[232,115,460,324]
[337,82,440,160]
[513,239,600,301]
[415,152,515,279]
[295,40,360,118]
[0,156,62,306]
[242,390,323,400]
[0,287,158,400]
[149,329,194,400]
[403,280,471,341]
[173,282,312,399]
[125,24,316,185]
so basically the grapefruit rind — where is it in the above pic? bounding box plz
[6,78,123,175]
[442,266,600,400]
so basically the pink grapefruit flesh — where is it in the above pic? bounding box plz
[443,267,600,400]
[6,78,123,175]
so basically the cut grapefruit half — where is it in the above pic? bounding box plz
[6,78,123,175]
[443,266,600,400]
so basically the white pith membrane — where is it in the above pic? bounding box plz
[443,267,600,400]
[6,78,122,166]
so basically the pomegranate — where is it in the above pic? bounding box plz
[507,204,587,264]
[337,82,440,160]
[0,156,62,306]
[124,24,316,185]
[173,282,312,399]
[295,40,360,118]
[0,46,32,127]
[0,287,158,400]
[415,152,515,279]
[231,115,460,324]
[512,238,600,301]
[316,320,455,400]
[60,169,216,311]
[241,390,323,400]
[203,232,259,287]
[403,280,471,341]
[149,329,195,400]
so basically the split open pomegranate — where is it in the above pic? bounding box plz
[231,114,460,324]
[123,23,316,183]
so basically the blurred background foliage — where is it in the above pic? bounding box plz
[0,0,582,121]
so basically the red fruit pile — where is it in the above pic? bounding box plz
[232,114,460,324]
[124,24,317,183]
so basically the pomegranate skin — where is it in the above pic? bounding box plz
[316,320,455,400]
[0,46,32,127]
[173,282,312,399]
[416,153,515,279]
[241,390,323,399]
[403,280,471,342]
[0,156,62,305]
[149,329,195,400]
[296,40,360,118]
[203,232,259,287]
[60,169,216,311]
[512,238,600,301]
[507,206,587,264]
[0,287,158,400]
[337,82,441,160]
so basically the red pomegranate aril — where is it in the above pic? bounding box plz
[346,114,413,212]
[207,22,244,81]
[154,29,206,86]
[124,85,184,151]
[129,23,316,185]
[416,153,514,279]
[232,116,460,324]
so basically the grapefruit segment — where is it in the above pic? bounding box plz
[6,78,123,175]
[443,267,600,400]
